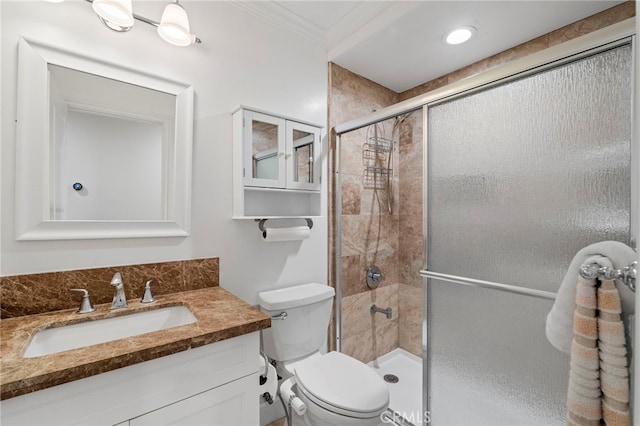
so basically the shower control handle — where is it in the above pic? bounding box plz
[366,266,383,289]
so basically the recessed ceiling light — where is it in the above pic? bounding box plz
[445,26,476,45]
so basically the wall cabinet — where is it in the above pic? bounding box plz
[0,332,260,426]
[233,107,322,218]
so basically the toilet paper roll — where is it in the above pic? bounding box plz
[258,356,278,401]
[262,226,311,242]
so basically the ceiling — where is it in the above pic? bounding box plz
[236,0,626,93]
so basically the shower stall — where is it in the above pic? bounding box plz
[333,19,636,425]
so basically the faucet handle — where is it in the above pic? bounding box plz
[141,279,155,303]
[69,288,96,314]
[110,272,123,287]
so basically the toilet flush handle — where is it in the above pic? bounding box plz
[270,311,288,320]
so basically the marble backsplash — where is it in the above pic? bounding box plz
[0,258,219,318]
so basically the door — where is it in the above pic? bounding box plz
[424,42,633,425]
[285,120,321,191]
[243,110,286,189]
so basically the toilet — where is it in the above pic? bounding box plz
[258,283,389,426]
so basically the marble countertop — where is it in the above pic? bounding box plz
[0,287,270,400]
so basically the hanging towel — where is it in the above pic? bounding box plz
[546,241,636,354]
[566,277,630,426]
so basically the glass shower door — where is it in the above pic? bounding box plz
[424,43,632,425]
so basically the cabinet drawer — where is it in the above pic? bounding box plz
[130,373,259,426]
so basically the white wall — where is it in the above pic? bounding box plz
[0,0,328,304]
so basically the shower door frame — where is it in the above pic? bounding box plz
[334,17,637,424]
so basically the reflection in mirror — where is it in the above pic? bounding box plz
[252,120,279,180]
[49,65,174,221]
[293,130,314,184]
[15,37,194,240]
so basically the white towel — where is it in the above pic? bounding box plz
[545,241,636,354]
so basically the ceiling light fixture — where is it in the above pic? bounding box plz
[445,26,475,45]
[157,1,196,47]
[85,0,201,46]
[92,0,134,31]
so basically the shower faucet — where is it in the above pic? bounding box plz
[370,304,392,319]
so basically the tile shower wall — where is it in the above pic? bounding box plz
[329,63,404,362]
[328,1,634,362]
[1,258,219,318]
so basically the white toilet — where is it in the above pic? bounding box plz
[258,283,389,426]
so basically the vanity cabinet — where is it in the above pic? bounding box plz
[129,374,255,425]
[0,332,260,426]
[232,107,322,218]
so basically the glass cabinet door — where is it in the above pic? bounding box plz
[285,121,320,191]
[243,110,285,188]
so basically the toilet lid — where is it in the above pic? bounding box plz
[294,351,389,417]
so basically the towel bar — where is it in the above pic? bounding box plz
[579,260,637,292]
[418,270,557,300]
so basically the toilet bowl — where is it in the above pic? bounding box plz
[291,351,388,425]
[258,283,390,426]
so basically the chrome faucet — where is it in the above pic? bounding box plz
[370,304,392,319]
[69,288,96,314]
[110,272,128,309]
[140,279,155,303]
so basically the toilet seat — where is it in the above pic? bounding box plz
[294,351,389,419]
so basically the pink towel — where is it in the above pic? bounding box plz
[566,277,630,426]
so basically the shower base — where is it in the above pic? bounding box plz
[368,349,423,425]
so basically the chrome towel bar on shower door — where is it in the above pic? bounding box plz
[419,270,557,300]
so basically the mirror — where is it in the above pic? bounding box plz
[49,65,174,221]
[15,38,194,240]
[292,129,314,184]
[252,120,279,180]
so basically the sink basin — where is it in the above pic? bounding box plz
[23,306,197,358]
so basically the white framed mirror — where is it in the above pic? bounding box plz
[15,37,193,240]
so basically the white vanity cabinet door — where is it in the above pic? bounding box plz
[130,374,258,426]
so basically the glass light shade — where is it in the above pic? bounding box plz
[445,27,475,45]
[92,0,134,29]
[157,2,195,46]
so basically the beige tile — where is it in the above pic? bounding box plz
[341,174,362,215]
[342,291,376,337]
[549,1,635,47]
[268,417,287,426]
[341,326,374,363]
[341,255,367,297]
[485,35,549,71]
[399,285,424,357]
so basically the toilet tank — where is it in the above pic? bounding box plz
[258,283,335,362]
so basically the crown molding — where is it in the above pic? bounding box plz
[227,0,327,48]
